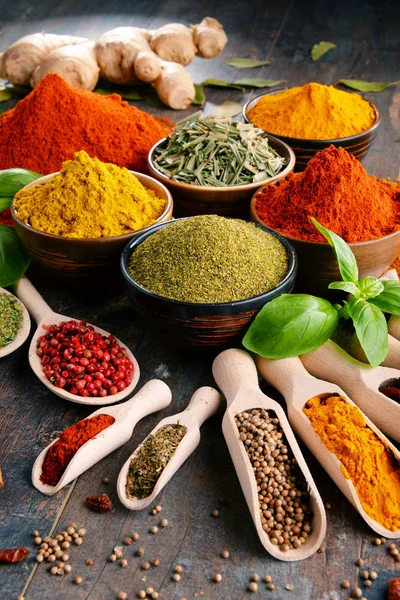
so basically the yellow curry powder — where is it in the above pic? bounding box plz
[14,150,167,238]
[304,395,400,531]
[248,82,375,140]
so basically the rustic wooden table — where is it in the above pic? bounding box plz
[1,1,399,598]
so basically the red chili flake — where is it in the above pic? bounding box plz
[0,548,30,563]
[85,494,113,512]
[388,578,400,600]
[381,387,400,402]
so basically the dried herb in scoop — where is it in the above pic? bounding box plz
[126,424,187,500]
[0,293,22,348]
[153,115,286,186]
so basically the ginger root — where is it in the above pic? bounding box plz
[31,42,100,91]
[0,33,87,85]
[0,18,227,109]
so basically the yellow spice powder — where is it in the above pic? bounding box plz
[304,395,400,531]
[248,82,375,140]
[14,150,167,238]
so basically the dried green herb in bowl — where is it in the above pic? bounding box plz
[0,293,23,348]
[153,115,286,187]
[127,215,289,304]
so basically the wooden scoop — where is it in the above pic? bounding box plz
[212,348,326,561]
[13,276,140,405]
[0,287,31,358]
[301,340,400,442]
[256,354,400,538]
[32,379,172,495]
[118,386,221,510]
[382,269,400,350]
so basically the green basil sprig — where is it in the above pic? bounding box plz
[0,226,31,287]
[243,218,400,367]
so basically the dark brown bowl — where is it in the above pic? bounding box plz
[147,134,295,218]
[121,218,297,348]
[243,90,381,171]
[11,172,173,284]
[250,194,400,297]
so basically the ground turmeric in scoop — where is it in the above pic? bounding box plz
[303,395,400,531]
[248,82,375,140]
[14,150,167,238]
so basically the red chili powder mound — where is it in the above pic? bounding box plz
[0,74,172,175]
[40,414,115,487]
[255,145,400,243]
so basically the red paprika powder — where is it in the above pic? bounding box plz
[255,145,400,243]
[0,74,172,175]
[40,414,115,487]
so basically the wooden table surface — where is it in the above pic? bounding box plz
[1,1,400,599]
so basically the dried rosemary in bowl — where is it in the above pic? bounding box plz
[126,424,188,500]
[153,115,286,187]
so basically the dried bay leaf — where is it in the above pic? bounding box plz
[211,101,242,118]
[311,41,336,61]
[226,58,271,69]
[337,79,400,92]
[203,79,244,91]
[192,84,206,106]
[234,78,286,88]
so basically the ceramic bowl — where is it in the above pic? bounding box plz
[243,90,381,171]
[121,218,297,348]
[250,193,400,297]
[147,134,295,218]
[11,171,173,284]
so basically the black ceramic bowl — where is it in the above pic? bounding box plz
[121,218,297,348]
[243,89,381,171]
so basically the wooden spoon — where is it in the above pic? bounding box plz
[118,386,221,510]
[32,379,172,495]
[212,348,326,561]
[301,340,400,442]
[13,276,140,405]
[382,269,400,346]
[256,354,400,538]
[0,287,30,358]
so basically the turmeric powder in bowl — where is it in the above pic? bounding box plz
[247,82,376,140]
[13,150,167,238]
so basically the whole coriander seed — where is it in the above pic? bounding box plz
[74,537,83,546]
[137,591,146,599]
[109,554,117,562]
[318,546,326,553]
[364,580,372,588]
[69,522,77,529]
[264,576,272,583]
[211,509,219,517]
[67,526,75,535]
[102,477,109,484]
[34,537,42,545]
[221,550,229,559]
[373,537,381,546]
[50,566,58,575]
[36,554,44,563]
[172,573,181,582]
[174,565,183,573]
[155,505,162,512]
[33,530,39,537]
[146,587,154,595]
[267,583,275,591]
[124,537,133,545]
[78,528,86,537]
[355,558,364,567]
[117,593,128,600]
[152,557,160,567]
[62,553,69,561]
[86,559,93,566]
[151,509,157,516]
[341,581,350,589]
[74,576,83,585]
[61,541,70,549]
[142,562,151,570]
[64,565,72,573]
[251,574,260,582]
[352,588,362,598]
[132,533,140,541]
[360,570,369,580]
[213,574,222,583]
[135,548,144,557]
[121,559,128,568]
[248,582,258,592]
[47,555,56,563]
[115,549,123,559]
[160,518,168,527]
[149,526,158,534]
[151,593,159,599]
[286,584,294,591]
[369,571,377,580]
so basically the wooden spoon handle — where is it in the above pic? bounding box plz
[255,355,311,402]
[184,386,221,427]
[13,276,53,324]
[124,379,172,423]
[212,348,259,404]
[301,340,363,386]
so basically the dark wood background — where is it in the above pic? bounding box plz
[1,1,399,598]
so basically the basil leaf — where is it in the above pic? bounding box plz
[328,281,359,295]
[233,79,285,88]
[337,79,400,92]
[212,101,242,118]
[242,294,338,358]
[357,277,384,299]
[347,297,388,366]
[0,197,12,212]
[0,168,42,196]
[226,58,271,69]
[311,41,336,61]
[311,218,358,282]
[141,90,165,107]
[203,79,245,91]
[192,84,206,106]
[0,89,12,103]
[120,88,142,101]
[94,88,112,95]
[0,225,31,287]
[369,280,400,315]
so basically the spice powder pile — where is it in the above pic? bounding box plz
[128,215,289,303]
